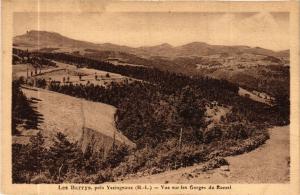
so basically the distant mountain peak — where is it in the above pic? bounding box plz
[22,30,64,38]
[158,43,173,48]
[14,30,96,48]
[15,30,69,41]
[26,30,59,34]
[182,42,209,46]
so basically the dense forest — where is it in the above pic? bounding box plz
[12,48,289,183]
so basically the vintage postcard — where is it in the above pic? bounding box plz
[1,0,299,194]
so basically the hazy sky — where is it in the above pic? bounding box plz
[14,12,289,51]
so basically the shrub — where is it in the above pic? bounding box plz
[203,126,223,143]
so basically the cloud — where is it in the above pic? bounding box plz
[205,12,288,50]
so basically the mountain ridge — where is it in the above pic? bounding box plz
[14,30,289,58]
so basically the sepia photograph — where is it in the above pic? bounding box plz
[10,11,291,184]
[1,1,299,194]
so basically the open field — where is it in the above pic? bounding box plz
[13,87,135,150]
[12,64,60,79]
[238,87,273,105]
[13,61,132,86]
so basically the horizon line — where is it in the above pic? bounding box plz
[14,29,290,52]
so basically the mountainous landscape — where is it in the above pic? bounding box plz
[14,30,290,97]
[12,30,290,184]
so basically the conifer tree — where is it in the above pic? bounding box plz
[47,132,83,181]
[27,132,47,173]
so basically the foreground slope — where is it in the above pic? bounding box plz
[122,126,289,183]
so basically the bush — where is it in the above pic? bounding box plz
[201,157,229,171]
[36,78,47,88]
[203,126,223,143]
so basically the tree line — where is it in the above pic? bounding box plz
[13,48,56,66]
